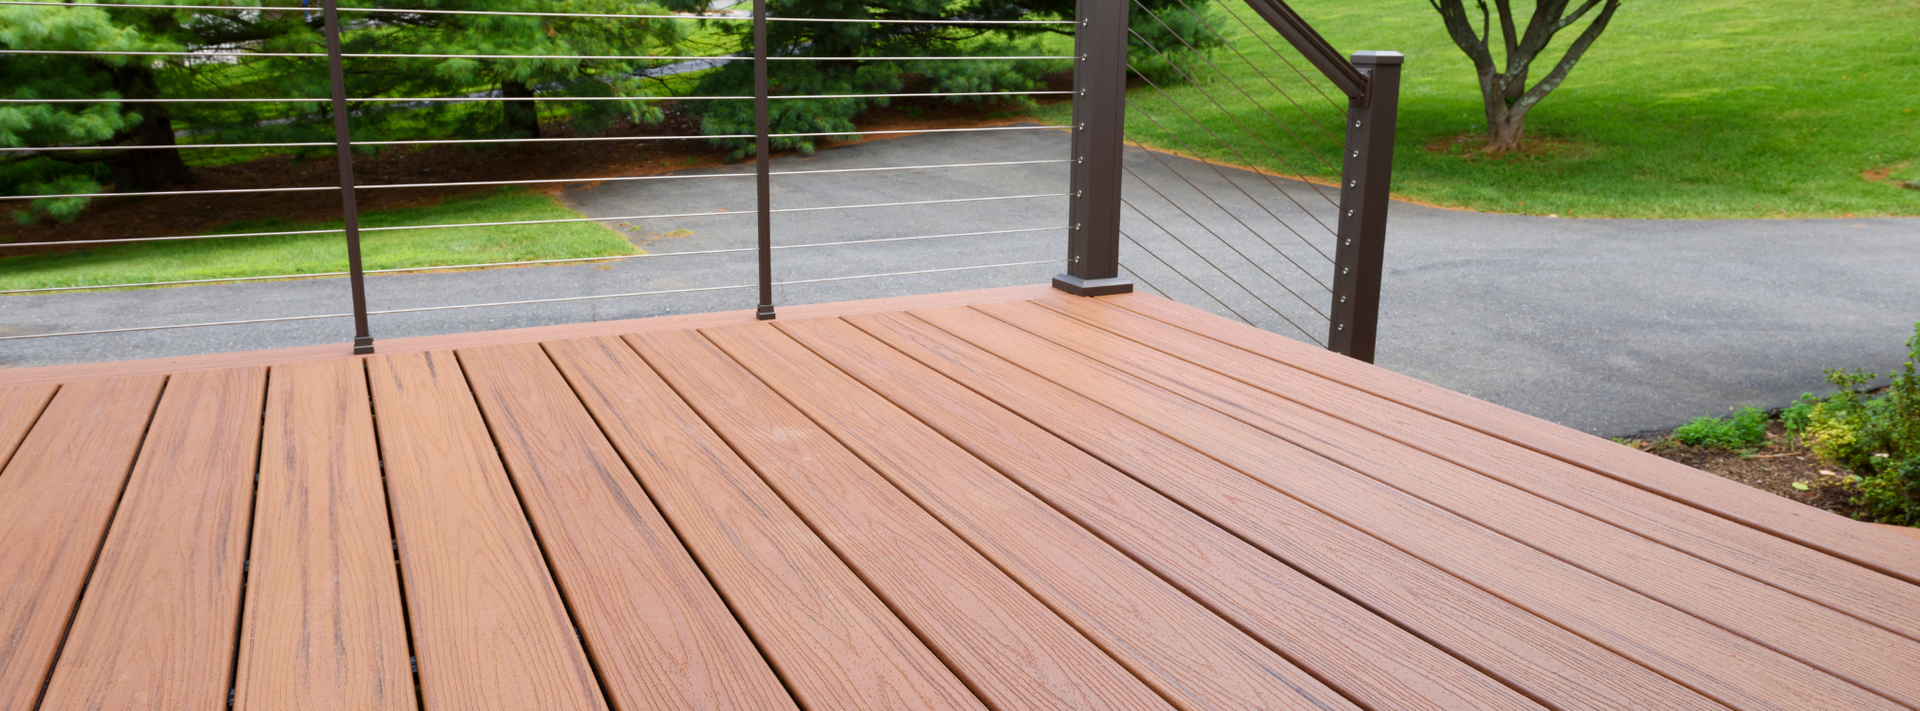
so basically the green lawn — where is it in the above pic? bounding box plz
[1039,0,1920,218]
[0,188,635,292]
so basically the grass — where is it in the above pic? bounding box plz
[1035,0,1920,218]
[0,188,635,292]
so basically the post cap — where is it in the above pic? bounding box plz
[1350,51,1404,66]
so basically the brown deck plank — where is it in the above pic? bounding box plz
[976,299,1920,705]
[365,351,606,711]
[1033,294,1920,641]
[0,384,57,471]
[883,306,1899,711]
[232,359,415,711]
[1103,291,1920,585]
[38,367,266,710]
[0,377,164,711]
[545,335,984,711]
[774,317,1552,711]
[841,311,1724,711]
[649,326,1173,711]
[456,342,798,711]
[688,324,1362,711]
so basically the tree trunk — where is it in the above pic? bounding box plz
[501,80,542,138]
[105,64,194,192]
[1478,68,1528,153]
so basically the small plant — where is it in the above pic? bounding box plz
[1673,406,1769,450]
[1784,323,1920,525]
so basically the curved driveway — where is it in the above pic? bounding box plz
[1,125,1914,436]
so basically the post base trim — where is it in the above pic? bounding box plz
[1051,274,1135,296]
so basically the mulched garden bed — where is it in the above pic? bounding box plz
[1619,423,1865,517]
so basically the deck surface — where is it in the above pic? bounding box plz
[3,288,1919,711]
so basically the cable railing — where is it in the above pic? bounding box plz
[0,0,1399,365]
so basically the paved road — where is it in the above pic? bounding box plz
[3,125,1915,436]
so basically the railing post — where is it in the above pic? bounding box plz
[320,0,373,354]
[1328,50,1400,363]
[752,0,775,320]
[1052,0,1132,296]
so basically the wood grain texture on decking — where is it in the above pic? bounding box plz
[233,358,415,711]
[0,384,56,472]
[38,367,265,710]
[976,300,1920,705]
[365,351,606,711]
[896,305,1900,711]
[695,322,1360,711]
[457,341,797,711]
[1100,292,1920,585]
[776,316,1547,711]
[1034,295,1920,642]
[679,325,1175,711]
[0,377,164,711]
[549,334,982,711]
[836,311,1722,711]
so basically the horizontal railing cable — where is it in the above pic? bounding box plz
[0,90,1068,104]
[0,259,1059,341]
[0,184,337,202]
[0,194,1066,248]
[0,1,754,20]
[0,226,1061,295]
[0,49,1071,61]
[1128,3,1342,164]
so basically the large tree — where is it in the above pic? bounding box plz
[1428,0,1622,152]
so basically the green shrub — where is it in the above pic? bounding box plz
[1673,406,1769,450]
[1786,323,1920,524]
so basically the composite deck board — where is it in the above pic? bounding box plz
[0,376,164,711]
[1101,292,1920,585]
[37,367,265,710]
[1033,295,1920,642]
[365,351,606,711]
[3,290,1912,711]
[232,359,415,711]
[656,327,1173,711]
[841,311,1722,711]
[690,324,1361,711]
[546,335,983,711]
[0,384,56,472]
[893,306,1900,711]
[774,317,1548,711]
[456,342,798,711]
[973,300,1920,705]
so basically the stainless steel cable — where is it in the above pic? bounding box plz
[1118,228,1257,328]
[1119,187,1323,338]
[0,1,754,20]
[1123,96,1338,263]
[1123,63,1340,216]
[0,226,1059,294]
[767,16,1074,24]
[0,91,1066,104]
[1164,0,1344,138]
[1204,0,1347,113]
[0,185,336,202]
[1129,3,1341,168]
[1122,151,1330,303]
[0,49,1069,61]
[1124,124,1333,287]
[0,260,1062,341]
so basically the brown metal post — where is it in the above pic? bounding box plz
[1052,0,1132,296]
[320,0,373,354]
[1328,51,1401,363]
[752,0,775,320]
